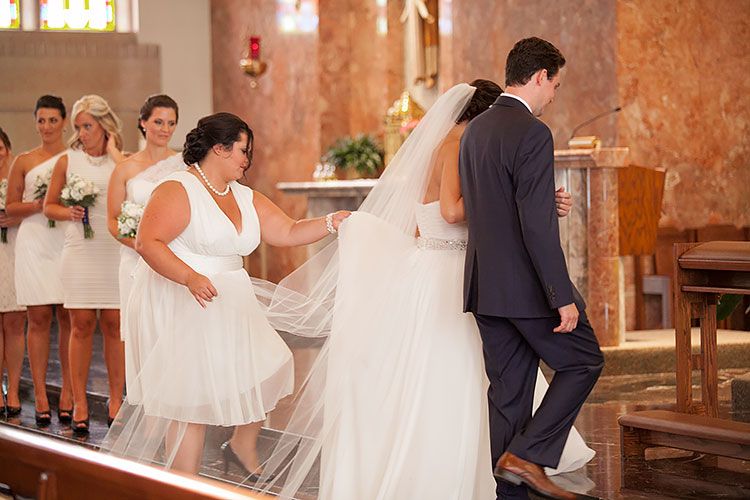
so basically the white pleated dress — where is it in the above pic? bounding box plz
[122,171,293,424]
[60,149,120,309]
[14,151,68,306]
[118,154,186,341]
[0,208,25,313]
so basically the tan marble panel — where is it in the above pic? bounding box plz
[320,0,404,156]
[445,0,619,148]
[617,0,750,230]
[588,168,621,345]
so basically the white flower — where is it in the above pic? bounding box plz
[0,179,7,210]
[117,200,145,239]
[60,174,99,207]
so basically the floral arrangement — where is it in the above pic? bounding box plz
[60,174,99,239]
[117,200,145,240]
[33,168,56,228]
[0,179,7,243]
[323,133,384,178]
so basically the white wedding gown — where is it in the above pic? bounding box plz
[317,207,594,500]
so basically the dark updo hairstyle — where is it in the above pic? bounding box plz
[0,127,11,151]
[138,94,179,137]
[505,37,566,88]
[183,112,253,170]
[35,94,67,119]
[457,79,503,123]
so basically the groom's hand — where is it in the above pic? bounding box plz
[555,186,572,217]
[554,303,579,333]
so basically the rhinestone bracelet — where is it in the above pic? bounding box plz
[325,213,337,234]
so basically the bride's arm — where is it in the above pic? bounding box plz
[438,140,465,224]
[136,181,216,308]
[253,192,350,247]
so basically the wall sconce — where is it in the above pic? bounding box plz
[240,36,268,88]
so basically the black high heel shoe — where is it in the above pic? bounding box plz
[35,410,52,426]
[72,416,89,434]
[219,441,271,482]
[5,405,21,417]
[58,407,73,424]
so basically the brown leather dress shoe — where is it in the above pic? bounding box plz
[494,451,581,500]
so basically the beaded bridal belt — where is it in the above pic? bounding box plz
[416,236,467,251]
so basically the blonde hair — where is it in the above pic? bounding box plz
[68,95,124,151]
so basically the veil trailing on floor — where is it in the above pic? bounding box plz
[248,84,477,497]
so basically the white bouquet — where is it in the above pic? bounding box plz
[33,168,56,227]
[60,174,99,239]
[0,178,7,243]
[117,200,145,239]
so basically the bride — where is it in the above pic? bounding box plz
[253,81,594,499]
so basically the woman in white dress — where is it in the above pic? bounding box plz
[0,128,27,418]
[106,95,184,397]
[102,113,350,475]
[44,95,126,434]
[255,82,594,499]
[6,95,72,425]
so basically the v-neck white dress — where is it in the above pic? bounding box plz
[122,171,293,425]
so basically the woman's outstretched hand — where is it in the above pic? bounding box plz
[186,271,218,308]
[329,210,352,231]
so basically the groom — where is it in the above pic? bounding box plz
[459,37,604,500]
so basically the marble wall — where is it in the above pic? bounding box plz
[441,0,620,148]
[617,0,750,230]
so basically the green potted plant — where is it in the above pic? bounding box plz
[323,133,384,178]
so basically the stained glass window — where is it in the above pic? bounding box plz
[277,0,317,34]
[376,0,387,35]
[0,0,21,30]
[40,0,115,31]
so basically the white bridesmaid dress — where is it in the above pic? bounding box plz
[0,215,25,313]
[118,154,185,341]
[121,171,293,423]
[14,151,68,306]
[60,149,120,309]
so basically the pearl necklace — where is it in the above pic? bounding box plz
[85,152,107,166]
[192,163,230,196]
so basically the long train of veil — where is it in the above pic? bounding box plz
[249,84,478,497]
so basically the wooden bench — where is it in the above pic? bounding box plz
[0,425,268,500]
[673,241,750,417]
[619,410,750,461]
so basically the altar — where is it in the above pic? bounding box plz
[277,147,665,347]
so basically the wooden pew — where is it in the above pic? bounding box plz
[620,410,750,461]
[618,241,750,484]
[0,425,268,500]
[673,241,750,417]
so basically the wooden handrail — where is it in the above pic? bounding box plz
[0,425,268,500]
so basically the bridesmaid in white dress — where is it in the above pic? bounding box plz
[106,95,184,397]
[0,128,27,418]
[44,95,127,434]
[6,96,72,425]
[103,113,350,475]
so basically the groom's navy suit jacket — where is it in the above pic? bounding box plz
[459,95,584,318]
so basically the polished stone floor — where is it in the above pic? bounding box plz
[2,325,750,499]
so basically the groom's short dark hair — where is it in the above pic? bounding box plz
[505,37,566,88]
